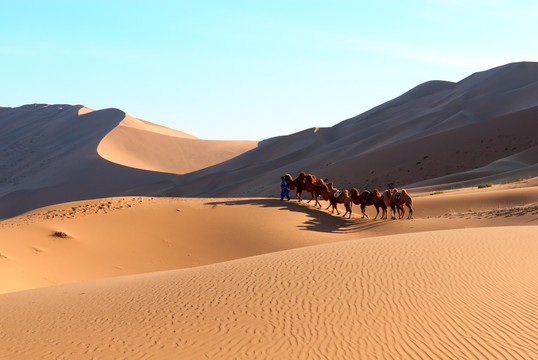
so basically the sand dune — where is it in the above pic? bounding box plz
[1,63,538,359]
[155,62,538,198]
[97,113,257,174]
[2,63,537,216]
[1,180,536,295]
[1,225,536,359]
[0,105,255,219]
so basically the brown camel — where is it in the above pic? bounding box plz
[350,188,387,219]
[383,189,403,219]
[303,174,323,207]
[284,172,324,205]
[284,172,307,201]
[383,188,413,219]
[318,181,352,218]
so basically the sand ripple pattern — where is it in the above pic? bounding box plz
[0,227,537,359]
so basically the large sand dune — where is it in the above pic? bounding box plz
[2,63,537,218]
[97,113,256,174]
[155,62,538,198]
[0,104,255,219]
[1,180,537,358]
[0,180,536,295]
[0,186,537,358]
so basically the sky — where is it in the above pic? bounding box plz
[2,0,538,140]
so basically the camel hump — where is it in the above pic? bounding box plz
[401,189,409,195]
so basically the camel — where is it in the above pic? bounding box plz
[304,174,323,207]
[318,180,352,218]
[383,188,413,219]
[284,173,325,206]
[350,188,387,219]
[383,189,404,219]
[283,172,306,201]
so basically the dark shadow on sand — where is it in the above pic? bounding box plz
[205,198,390,234]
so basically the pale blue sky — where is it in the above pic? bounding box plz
[2,0,537,140]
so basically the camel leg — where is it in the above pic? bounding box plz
[316,194,323,209]
[406,204,413,219]
[343,205,351,219]
[380,204,386,219]
[296,191,303,202]
[361,204,369,219]
[374,205,380,220]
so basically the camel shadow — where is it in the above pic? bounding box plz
[205,198,389,234]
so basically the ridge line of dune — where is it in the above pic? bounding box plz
[95,113,257,175]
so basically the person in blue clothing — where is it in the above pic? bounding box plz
[280,176,290,201]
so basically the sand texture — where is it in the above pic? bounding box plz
[1,180,538,359]
[0,225,537,359]
[1,61,538,359]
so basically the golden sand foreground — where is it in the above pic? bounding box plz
[0,227,537,359]
[0,181,537,359]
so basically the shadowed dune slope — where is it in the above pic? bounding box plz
[0,105,175,219]
[2,62,537,217]
[0,105,256,219]
[154,62,538,198]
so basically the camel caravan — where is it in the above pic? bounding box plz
[283,172,413,220]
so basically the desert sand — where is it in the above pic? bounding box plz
[0,179,537,359]
[1,62,537,359]
[97,112,257,174]
[0,104,256,219]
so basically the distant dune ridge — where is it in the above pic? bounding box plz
[97,113,257,174]
[157,61,538,197]
[0,105,256,218]
[1,62,537,218]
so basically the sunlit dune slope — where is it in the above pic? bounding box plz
[97,114,257,174]
[1,226,536,359]
[1,181,536,294]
